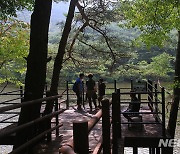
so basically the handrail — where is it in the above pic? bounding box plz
[60,109,103,151]
[147,82,159,91]
[0,88,67,153]
[120,101,161,104]
[0,89,21,95]
[146,81,153,86]
[0,109,65,138]
[0,114,18,123]
[0,80,168,153]
[0,97,23,104]
[120,91,161,95]
[0,90,66,113]
[121,122,162,124]
[119,83,166,137]
[92,136,102,154]
[121,111,162,114]
[10,124,63,154]
[60,99,112,154]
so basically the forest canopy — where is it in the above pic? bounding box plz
[0,0,178,86]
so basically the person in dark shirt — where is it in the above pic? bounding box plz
[123,91,140,121]
[86,74,97,111]
[98,78,106,108]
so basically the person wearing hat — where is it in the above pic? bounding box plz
[86,73,97,111]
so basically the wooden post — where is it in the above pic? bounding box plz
[151,148,155,154]
[149,148,152,154]
[155,83,158,121]
[20,86,23,103]
[156,148,160,154]
[161,87,166,137]
[148,80,153,103]
[102,99,111,154]
[112,92,120,154]
[117,88,121,138]
[45,82,48,92]
[131,79,133,90]
[46,91,52,142]
[133,147,138,154]
[55,98,59,137]
[82,81,85,109]
[114,80,117,92]
[138,94,141,102]
[66,81,69,109]
[73,120,89,154]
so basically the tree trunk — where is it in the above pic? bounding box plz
[44,0,78,115]
[166,31,180,153]
[14,0,52,151]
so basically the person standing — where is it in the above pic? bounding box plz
[86,74,97,111]
[98,78,106,108]
[73,73,84,110]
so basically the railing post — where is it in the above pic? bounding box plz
[46,91,52,142]
[55,98,59,137]
[161,87,166,137]
[82,81,85,109]
[155,83,158,121]
[66,81,69,109]
[73,120,89,154]
[102,99,111,154]
[117,88,121,138]
[131,79,133,90]
[20,86,23,103]
[45,82,48,92]
[156,148,160,154]
[148,79,153,103]
[114,80,117,92]
[133,147,138,154]
[112,92,120,154]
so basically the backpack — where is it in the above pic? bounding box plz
[73,82,78,92]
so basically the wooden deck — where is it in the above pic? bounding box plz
[33,104,102,154]
[33,103,166,154]
[119,105,166,152]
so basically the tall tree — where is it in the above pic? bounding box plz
[44,0,78,114]
[14,0,52,151]
[119,0,179,153]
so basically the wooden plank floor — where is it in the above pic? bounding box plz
[121,105,163,138]
[120,105,164,150]
[33,103,164,153]
[33,104,102,154]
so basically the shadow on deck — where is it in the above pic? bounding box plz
[119,105,169,154]
[33,104,102,154]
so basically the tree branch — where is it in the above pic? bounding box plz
[76,2,116,65]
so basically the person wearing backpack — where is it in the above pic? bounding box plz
[86,73,97,111]
[73,73,84,110]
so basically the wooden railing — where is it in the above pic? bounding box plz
[0,89,67,153]
[60,99,112,154]
[0,80,167,154]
